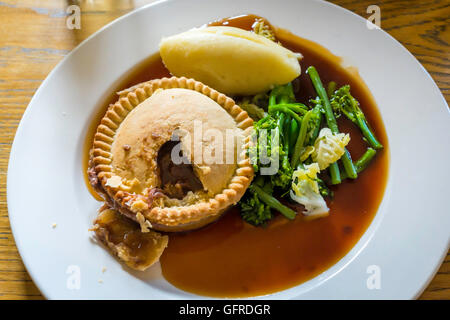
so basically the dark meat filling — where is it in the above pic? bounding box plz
[157,140,203,199]
[87,138,203,213]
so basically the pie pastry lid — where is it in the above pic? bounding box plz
[91,77,254,232]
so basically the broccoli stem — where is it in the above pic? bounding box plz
[329,162,342,184]
[252,185,296,220]
[283,115,292,154]
[280,93,292,104]
[341,148,377,179]
[269,83,295,106]
[288,118,300,152]
[355,147,377,172]
[277,112,286,142]
[291,109,313,168]
[342,149,357,178]
[307,66,357,180]
[356,116,383,150]
[327,81,337,97]
[273,103,308,115]
[268,105,303,124]
[311,109,322,141]
[307,67,337,131]
[330,85,383,150]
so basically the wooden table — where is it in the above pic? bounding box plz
[0,0,448,300]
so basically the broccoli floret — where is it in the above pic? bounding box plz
[317,177,333,198]
[239,101,266,121]
[240,186,273,226]
[305,105,323,146]
[330,85,382,150]
[269,83,296,105]
[251,92,270,109]
[240,178,296,226]
[252,18,276,42]
[237,92,270,121]
[270,146,292,189]
[250,114,293,190]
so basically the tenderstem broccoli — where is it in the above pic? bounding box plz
[291,109,313,168]
[340,147,378,180]
[252,184,296,220]
[307,66,358,182]
[240,184,273,226]
[330,85,383,150]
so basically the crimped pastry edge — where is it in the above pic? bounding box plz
[91,76,254,231]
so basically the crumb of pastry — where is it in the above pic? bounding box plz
[51,223,57,228]
[101,267,107,273]
[105,175,122,188]
[136,212,152,233]
[130,199,149,213]
[98,279,103,284]
[198,166,211,175]
[116,178,142,193]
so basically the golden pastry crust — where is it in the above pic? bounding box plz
[91,77,254,232]
[111,88,240,195]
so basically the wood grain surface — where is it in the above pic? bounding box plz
[0,0,448,300]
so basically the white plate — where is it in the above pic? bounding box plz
[7,0,450,299]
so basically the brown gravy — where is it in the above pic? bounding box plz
[83,14,389,298]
